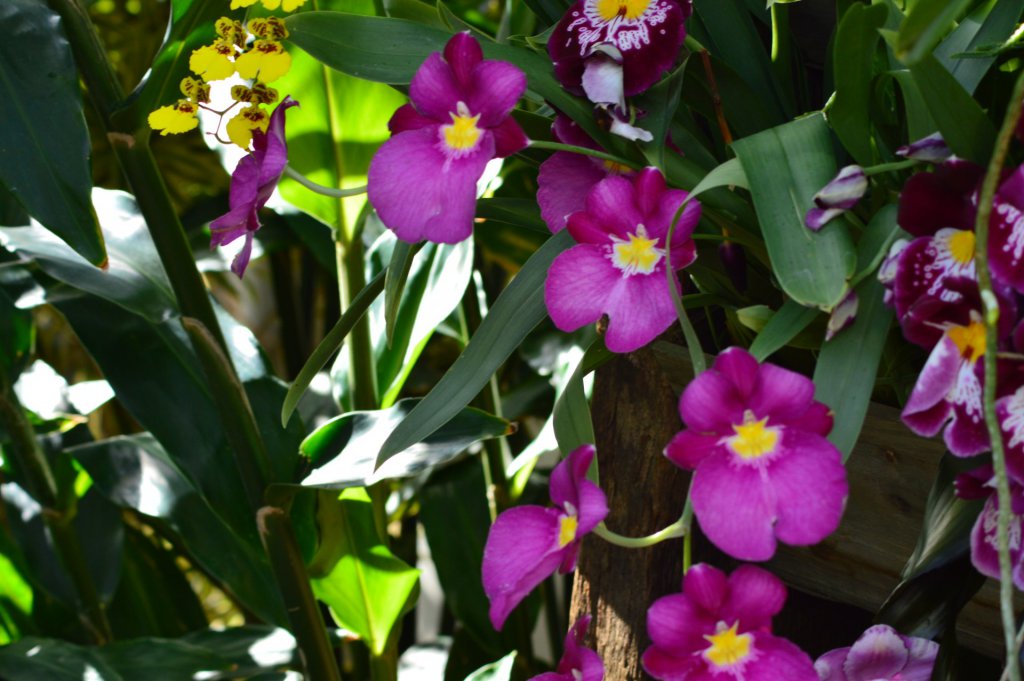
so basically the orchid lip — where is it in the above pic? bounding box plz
[440,101,483,157]
[609,223,664,275]
[703,621,753,668]
[726,411,780,460]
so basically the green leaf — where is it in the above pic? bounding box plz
[895,0,973,66]
[890,70,939,141]
[831,3,888,165]
[101,639,225,681]
[384,240,416,346]
[120,0,243,131]
[465,651,517,681]
[732,114,857,310]
[71,434,286,624]
[907,55,997,163]
[747,299,820,361]
[284,12,608,143]
[552,342,611,456]
[300,399,511,489]
[0,285,33,381]
[933,0,1024,94]
[377,230,573,466]
[311,487,419,656]
[0,638,124,681]
[0,0,106,266]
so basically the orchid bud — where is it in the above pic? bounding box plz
[896,132,951,163]
[805,165,867,231]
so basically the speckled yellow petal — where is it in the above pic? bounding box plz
[235,41,291,83]
[225,106,269,149]
[180,76,210,103]
[148,101,199,135]
[189,42,235,81]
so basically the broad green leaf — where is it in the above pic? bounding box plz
[907,55,997,163]
[277,0,404,236]
[300,399,511,489]
[732,114,857,310]
[385,240,416,346]
[552,342,611,456]
[465,651,517,681]
[0,529,32,645]
[748,299,819,361]
[284,12,608,144]
[179,626,314,676]
[0,638,124,681]
[120,0,243,131]
[895,0,972,65]
[377,230,573,465]
[101,639,225,681]
[0,0,106,266]
[71,434,286,624]
[890,70,939,141]
[933,0,1024,94]
[311,487,419,656]
[831,3,888,165]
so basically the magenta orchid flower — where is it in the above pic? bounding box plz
[968,477,1024,589]
[210,97,297,277]
[537,114,636,233]
[367,33,527,244]
[664,347,848,561]
[814,624,938,681]
[549,0,689,101]
[987,164,1024,293]
[897,159,983,239]
[805,165,867,231]
[482,445,608,631]
[531,616,604,681]
[642,563,818,681]
[544,167,700,353]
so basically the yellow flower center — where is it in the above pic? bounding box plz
[442,102,482,152]
[603,160,633,174]
[703,622,753,668]
[558,513,579,548]
[596,0,651,20]
[727,411,779,460]
[611,225,663,275]
[948,229,976,265]
[948,321,986,364]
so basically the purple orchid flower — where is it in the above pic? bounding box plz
[482,444,608,631]
[986,164,1024,293]
[544,167,700,353]
[549,0,689,101]
[642,563,819,681]
[805,165,867,231]
[367,33,527,244]
[664,347,848,561]
[814,624,938,681]
[531,616,604,681]
[537,114,636,233]
[969,478,1024,589]
[210,97,298,277]
[896,132,952,164]
[897,158,984,238]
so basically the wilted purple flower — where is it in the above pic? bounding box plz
[805,165,867,231]
[531,616,604,681]
[896,132,952,164]
[814,624,938,681]
[368,33,527,244]
[482,445,608,631]
[544,167,700,353]
[537,115,635,233]
[210,97,298,277]
[825,289,858,341]
[642,563,818,681]
[664,347,848,561]
[549,0,689,100]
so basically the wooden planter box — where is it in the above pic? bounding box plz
[567,341,1008,680]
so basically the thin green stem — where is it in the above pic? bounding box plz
[681,498,693,573]
[974,68,1024,681]
[863,159,918,176]
[592,518,686,549]
[665,197,706,375]
[526,141,639,169]
[284,166,368,199]
[338,217,379,410]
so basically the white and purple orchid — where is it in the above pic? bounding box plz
[814,624,938,681]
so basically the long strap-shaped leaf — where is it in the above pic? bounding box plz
[376,230,573,467]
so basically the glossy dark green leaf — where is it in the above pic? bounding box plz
[908,55,997,163]
[300,399,511,489]
[284,12,607,143]
[311,487,419,656]
[378,230,573,465]
[895,0,972,65]
[934,0,1024,94]
[0,638,124,681]
[748,300,819,361]
[831,3,887,165]
[0,285,33,380]
[0,0,106,266]
[552,343,611,456]
[71,434,286,624]
[121,0,243,131]
[179,626,310,675]
[101,639,226,681]
[385,240,416,346]
[732,114,857,310]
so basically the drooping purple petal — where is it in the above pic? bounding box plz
[943,361,989,457]
[600,265,678,353]
[814,648,850,681]
[898,636,940,681]
[998,387,1024,484]
[988,169,1024,293]
[842,625,909,680]
[768,430,847,547]
[690,452,777,561]
[901,335,962,437]
[538,151,609,233]
[469,59,528,128]
[812,165,867,210]
[388,103,435,134]
[825,289,858,341]
[646,592,717,653]
[745,634,819,681]
[545,244,621,333]
[720,564,787,631]
[896,132,951,163]
[367,127,494,244]
[806,206,846,231]
[970,490,1024,589]
[663,430,720,471]
[581,47,625,111]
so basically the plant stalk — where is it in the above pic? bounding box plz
[973,69,1024,681]
[336,212,378,411]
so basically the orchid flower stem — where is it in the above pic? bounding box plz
[526,140,639,169]
[339,206,379,411]
[973,68,1024,681]
[666,197,707,376]
[681,498,694,573]
[593,518,686,548]
[1000,622,1024,681]
[863,159,918,176]
[284,166,368,198]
